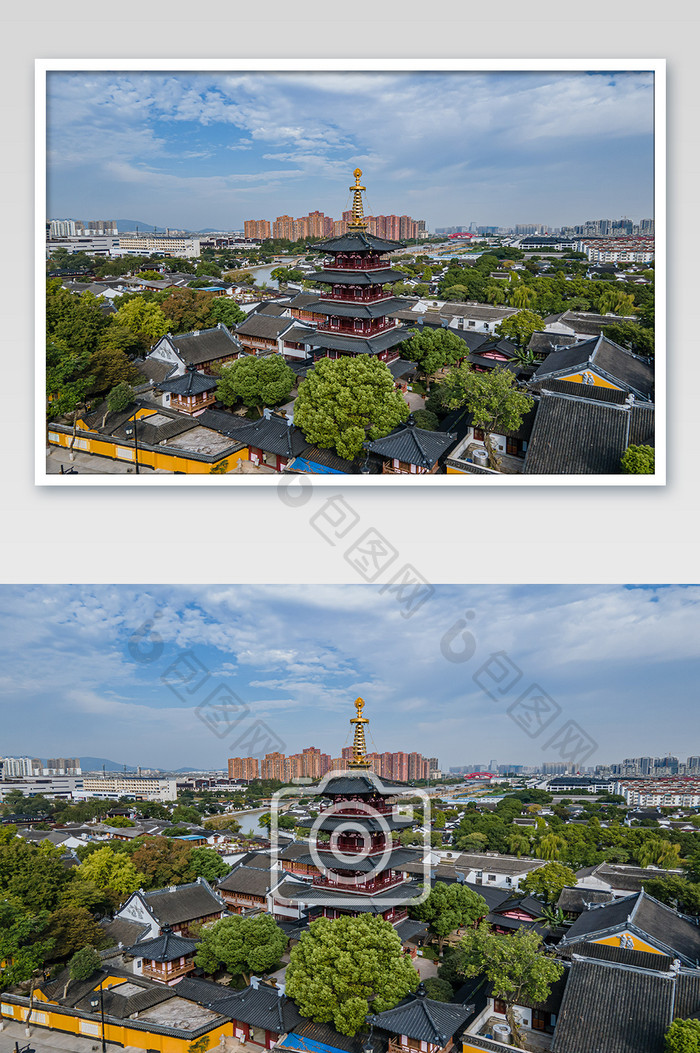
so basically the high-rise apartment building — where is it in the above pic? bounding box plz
[2,757,36,777]
[260,751,287,781]
[244,219,271,240]
[228,756,260,781]
[272,215,296,241]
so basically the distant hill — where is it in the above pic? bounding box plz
[78,756,137,772]
[115,219,159,233]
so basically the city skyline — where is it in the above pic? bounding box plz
[45,68,655,230]
[0,584,696,769]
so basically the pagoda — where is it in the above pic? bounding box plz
[305,169,412,363]
[277,698,426,926]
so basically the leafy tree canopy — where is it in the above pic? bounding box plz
[403,328,467,376]
[665,1018,700,1052]
[521,862,578,905]
[286,914,420,1036]
[0,900,53,986]
[195,913,287,984]
[458,923,563,1049]
[495,310,545,348]
[216,355,295,415]
[443,363,534,468]
[68,944,101,982]
[621,444,655,475]
[107,382,136,413]
[294,356,409,460]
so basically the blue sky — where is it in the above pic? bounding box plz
[0,585,695,770]
[46,70,655,231]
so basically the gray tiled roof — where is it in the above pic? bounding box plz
[236,314,295,340]
[169,325,241,365]
[293,846,421,872]
[533,334,654,399]
[125,929,197,961]
[207,984,305,1032]
[312,267,408,286]
[523,393,655,475]
[528,376,630,403]
[559,890,700,966]
[141,879,224,925]
[364,421,456,468]
[566,942,673,970]
[552,958,676,1053]
[557,886,616,914]
[218,864,278,896]
[99,916,151,948]
[305,297,411,319]
[307,327,409,355]
[156,370,218,396]
[312,232,404,253]
[371,991,473,1042]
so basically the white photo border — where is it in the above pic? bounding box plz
[35,57,666,487]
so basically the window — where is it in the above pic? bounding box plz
[494,1000,507,1015]
[487,874,496,881]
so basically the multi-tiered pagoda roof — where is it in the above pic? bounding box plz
[306,169,412,361]
[274,697,427,926]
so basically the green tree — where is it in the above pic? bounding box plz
[216,355,295,415]
[46,906,109,960]
[494,310,545,348]
[643,876,700,916]
[294,356,409,460]
[665,1019,700,1052]
[129,837,193,889]
[603,321,654,357]
[286,914,419,1036]
[114,298,169,344]
[208,298,246,328]
[459,923,564,1049]
[412,409,439,431]
[521,862,577,905]
[443,363,533,469]
[621,444,655,474]
[76,847,144,905]
[637,838,681,869]
[410,882,487,950]
[89,328,142,395]
[422,977,454,1002]
[507,833,532,858]
[0,901,53,986]
[160,288,218,333]
[188,847,229,883]
[195,913,287,985]
[403,328,466,377]
[46,341,92,419]
[106,382,136,413]
[68,945,101,982]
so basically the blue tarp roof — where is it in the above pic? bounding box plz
[287,457,345,475]
[279,1035,347,1053]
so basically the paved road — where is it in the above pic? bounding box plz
[0,1019,121,1052]
[45,446,157,475]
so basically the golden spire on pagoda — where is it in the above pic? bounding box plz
[348,696,371,768]
[348,168,369,231]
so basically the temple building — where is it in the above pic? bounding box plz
[272,697,425,928]
[305,170,412,363]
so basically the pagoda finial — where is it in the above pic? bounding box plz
[348,168,368,231]
[348,696,371,768]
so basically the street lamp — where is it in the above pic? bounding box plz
[123,412,140,475]
[89,981,107,1053]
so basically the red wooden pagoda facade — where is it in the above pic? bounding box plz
[306,170,411,363]
[282,698,424,926]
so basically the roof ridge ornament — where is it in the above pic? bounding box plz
[348,168,369,231]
